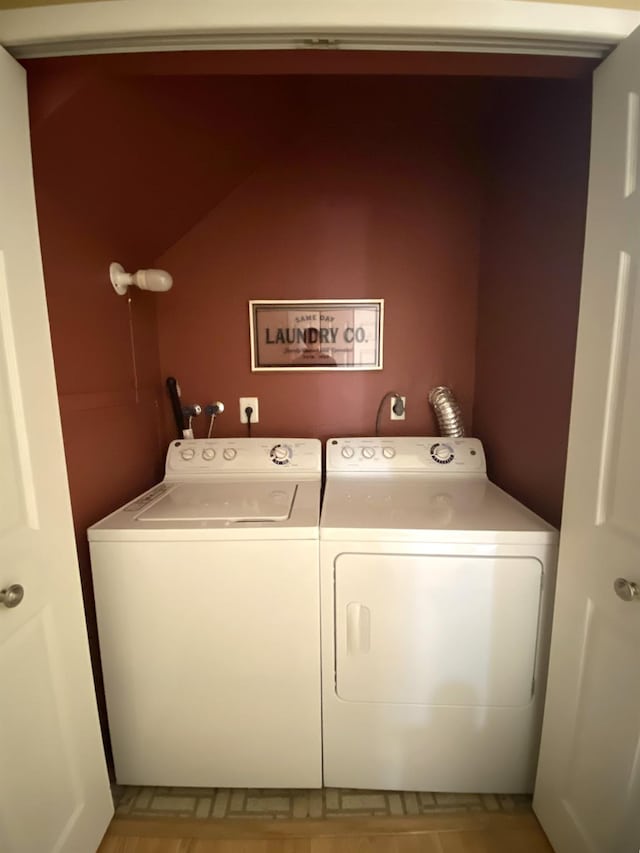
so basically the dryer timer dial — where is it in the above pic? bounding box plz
[430,442,455,464]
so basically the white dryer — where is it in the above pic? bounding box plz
[320,437,558,793]
[89,437,322,788]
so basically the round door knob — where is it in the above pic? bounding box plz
[614,578,640,602]
[0,584,24,609]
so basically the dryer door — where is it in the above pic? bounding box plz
[335,553,542,707]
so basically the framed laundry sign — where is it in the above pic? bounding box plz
[249,299,384,372]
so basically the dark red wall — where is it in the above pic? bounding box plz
[26,66,592,532]
[29,191,165,762]
[473,79,591,528]
[26,70,303,581]
[156,77,487,443]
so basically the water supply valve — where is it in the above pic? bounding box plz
[181,404,201,439]
[205,401,225,438]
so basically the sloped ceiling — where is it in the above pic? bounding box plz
[22,49,592,265]
[26,69,304,263]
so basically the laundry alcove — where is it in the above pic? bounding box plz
[22,49,592,762]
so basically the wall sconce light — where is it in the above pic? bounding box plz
[110,262,173,296]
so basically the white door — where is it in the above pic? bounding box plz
[0,47,113,853]
[534,25,640,853]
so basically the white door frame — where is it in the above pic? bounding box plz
[0,0,639,60]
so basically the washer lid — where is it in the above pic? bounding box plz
[135,482,296,523]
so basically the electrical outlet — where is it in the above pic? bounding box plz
[239,397,259,424]
[390,396,406,421]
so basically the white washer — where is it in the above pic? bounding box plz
[320,437,558,793]
[89,437,322,788]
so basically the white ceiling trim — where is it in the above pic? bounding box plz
[1,0,639,59]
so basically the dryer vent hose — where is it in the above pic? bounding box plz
[428,386,466,438]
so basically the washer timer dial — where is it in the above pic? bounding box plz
[430,442,455,464]
[270,444,292,465]
[222,448,237,461]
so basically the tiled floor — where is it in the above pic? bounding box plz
[112,786,532,820]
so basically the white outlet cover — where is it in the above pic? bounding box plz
[240,397,259,423]
[390,396,406,420]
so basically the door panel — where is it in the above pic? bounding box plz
[0,252,37,534]
[595,245,640,541]
[1,613,83,852]
[559,601,640,852]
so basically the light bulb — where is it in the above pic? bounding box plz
[133,269,173,293]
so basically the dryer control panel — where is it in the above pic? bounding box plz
[165,438,321,478]
[326,437,486,474]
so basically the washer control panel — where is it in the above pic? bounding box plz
[326,437,486,473]
[165,438,321,478]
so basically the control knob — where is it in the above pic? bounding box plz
[222,448,237,461]
[361,447,376,459]
[180,448,195,461]
[430,443,454,464]
[382,447,396,459]
[270,444,292,465]
[341,446,355,459]
[202,448,216,461]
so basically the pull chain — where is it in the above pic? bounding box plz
[127,296,139,404]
